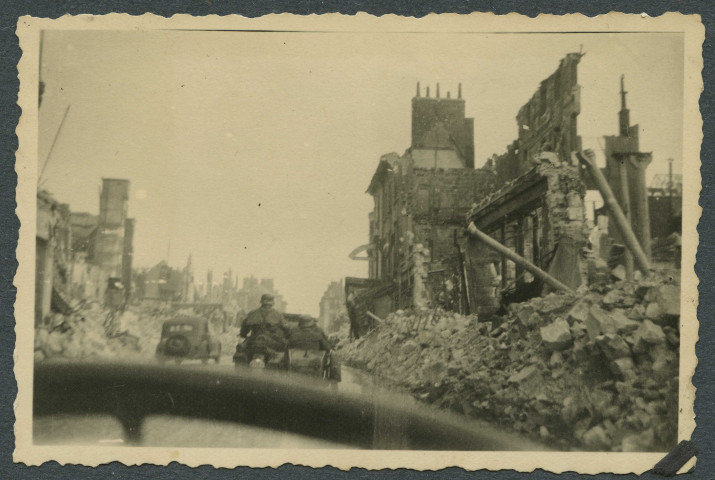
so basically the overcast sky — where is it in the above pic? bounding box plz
[39,30,684,315]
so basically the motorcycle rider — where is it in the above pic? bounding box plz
[288,315,332,351]
[235,294,291,363]
[288,316,340,382]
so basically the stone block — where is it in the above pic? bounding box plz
[610,357,637,382]
[540,319,573,352]
[516,306,541,329]
[656,284,681,317]
[601,289,623,308]
[628,304,646,320]
[611,265,626,281]
[566,300,590,326]
[34,350,46,363]
[645,302,663,322]
[612,310,640,333]
[585,306,616,340]
[570,321,588,338]
[596,333,632,360]
[633,319,666,354]
[401,340,419,356]
[507,365,539,385]
[549,350,564,367]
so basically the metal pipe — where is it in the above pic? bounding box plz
[575,150,651,274]
[466,222,575,294]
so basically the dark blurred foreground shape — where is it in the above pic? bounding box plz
[34,362,545,451]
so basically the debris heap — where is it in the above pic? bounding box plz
[341,270,680,452]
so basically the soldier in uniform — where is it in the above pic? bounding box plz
[288,316,332,351]
[288,316,341,382]
[235,294,291,363]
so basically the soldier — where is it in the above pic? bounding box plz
[288,316,332,351]
[288,316,341,382]
[235,294,291,363]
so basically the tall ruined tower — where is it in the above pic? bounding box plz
[603,75,652,261]
[411,82,475,168]
[94,178,130,277]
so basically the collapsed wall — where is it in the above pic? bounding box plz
[341,268,680,451]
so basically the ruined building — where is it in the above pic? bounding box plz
[35,191,72,325]
[235,276,287,313]
[600,76,653,267]
[489,53,583,185]
[348,52,670,336]
[648,171,682,241]
[465,52,588,316]
[347,85,495,337]
[318,280,346,333]
[92,178,135,298]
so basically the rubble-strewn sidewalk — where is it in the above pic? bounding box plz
[34,303,242,363]
[35,305,161,362]
[341,270,680,452]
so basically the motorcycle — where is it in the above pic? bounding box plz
[233,335,341,386]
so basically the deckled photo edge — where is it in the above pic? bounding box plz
[12,12,704,474]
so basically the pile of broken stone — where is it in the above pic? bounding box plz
[34,303,165,363]
[34,303,241,363]
[341,269,680,452]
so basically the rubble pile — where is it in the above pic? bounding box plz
[34,304,166,362]
[341,270,680,451]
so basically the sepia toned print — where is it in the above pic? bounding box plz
[14,13,702,473]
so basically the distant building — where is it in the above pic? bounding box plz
[235,276,287,313]
[68,211,106,301]
[138,261,184,302]
[318,280,346,332]
[648,172,682,239]
[34,178,137,324]
[93,179,130,277]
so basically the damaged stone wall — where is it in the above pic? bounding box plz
[488,53,583,186]
[36,191,73,326]
[365,150,495,312]
[465,158,588,314]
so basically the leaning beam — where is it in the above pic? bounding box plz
[466,222,575,294]
[575,150,651,275]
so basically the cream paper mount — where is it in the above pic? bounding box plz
[14,12,703,474]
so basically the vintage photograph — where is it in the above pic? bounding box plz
[14,13,702,473]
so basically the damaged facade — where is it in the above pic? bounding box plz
[348,54,590,332]
[349,51,671,332]
[35,178,136,326]
[342,52,681,452]
[318,280,347,333]
[348,85,495,337]
[465,52,588,316]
